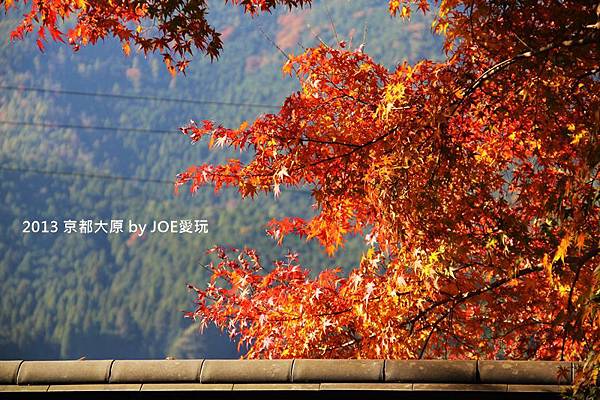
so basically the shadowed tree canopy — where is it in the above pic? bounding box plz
[4,0,600,394]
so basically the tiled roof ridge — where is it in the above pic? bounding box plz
[0,359,587,397]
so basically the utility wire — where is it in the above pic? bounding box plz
[0,120,175,135]
[0,85,280,110]
[0,87,309,191]
[0,165,312,194]
[0,165,173,184]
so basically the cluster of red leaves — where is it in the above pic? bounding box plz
[180,0,600,364]
[189,240,598,361]
[188,245,465,359]
[2,0,312,74]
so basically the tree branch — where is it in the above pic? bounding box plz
[454,32,599,113]
[418,308,452,359]
[404,265,543,328]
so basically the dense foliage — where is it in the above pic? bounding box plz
[180,0,598,388]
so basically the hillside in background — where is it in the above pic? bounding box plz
[0,0,442,359]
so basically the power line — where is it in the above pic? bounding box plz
[0,85,280,110]
[0,120,175,135]
[0,165,312,194]
[0,165,173,184]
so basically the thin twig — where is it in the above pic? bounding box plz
[324,3,339,45]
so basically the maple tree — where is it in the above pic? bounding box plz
[179,1,597,390]
[5,0,600,392]
[178,0,599,364]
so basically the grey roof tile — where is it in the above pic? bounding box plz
[110,359,203,383]
[479,361,572,385]
[0,361,22,384]
[385,360,477,383]
[292,359,384,382]
[0,358,581,394]
[200,359,292,383]
[17,360,113,385]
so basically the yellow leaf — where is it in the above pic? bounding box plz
[507,278,519,287]
[474,148,492,163]
[436,22,449,34]
[359,63,372,72]
[558,282,570,296]
[239,121,248,131]
[136,25,143,34]
[485,237,497,249]
[282,58,293,75]
[553,234,571,264]
[570,129,587,145]
[519,88,527,100]
[401,6,410,18]
[122,42,131,56]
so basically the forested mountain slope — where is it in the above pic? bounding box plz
[0,0,442,359]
